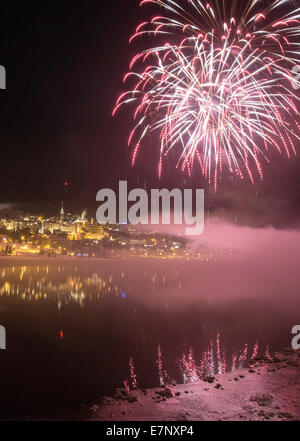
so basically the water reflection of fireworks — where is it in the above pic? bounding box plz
[125,334,271,389]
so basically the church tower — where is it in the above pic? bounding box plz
[60,202,65,223]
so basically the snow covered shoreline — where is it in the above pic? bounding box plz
[87,349,300,422]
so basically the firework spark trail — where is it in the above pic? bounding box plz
[157,344,169,385]
[129,357,138,390]
[114,0,300,190]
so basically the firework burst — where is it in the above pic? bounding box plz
[113,0,300,189]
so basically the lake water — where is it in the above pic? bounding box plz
[0,257,298,419]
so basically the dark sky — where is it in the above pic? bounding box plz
[0,0,300,228]
[0,0,142,209]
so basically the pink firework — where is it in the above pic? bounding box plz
[113,0,300,190]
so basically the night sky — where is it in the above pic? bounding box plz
[0,0,300,228]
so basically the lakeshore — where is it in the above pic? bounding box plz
[23,349,300,421]
[1,256,300,421]
[89,349,300,422]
